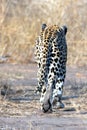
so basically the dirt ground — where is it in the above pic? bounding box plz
[0,63,87,130]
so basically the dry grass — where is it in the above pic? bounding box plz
[0,0,87,65]
[0,80,87,117]
[0,99,39,116]
[0,78,40,116]
[0,63,87,117]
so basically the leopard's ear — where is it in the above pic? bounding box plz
[42,23,47,31]
[62,26,67,35]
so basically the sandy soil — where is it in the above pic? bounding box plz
[0,63,87,130]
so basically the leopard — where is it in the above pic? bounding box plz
[35,24,67,112]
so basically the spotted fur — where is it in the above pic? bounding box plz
[35,24,67,112]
